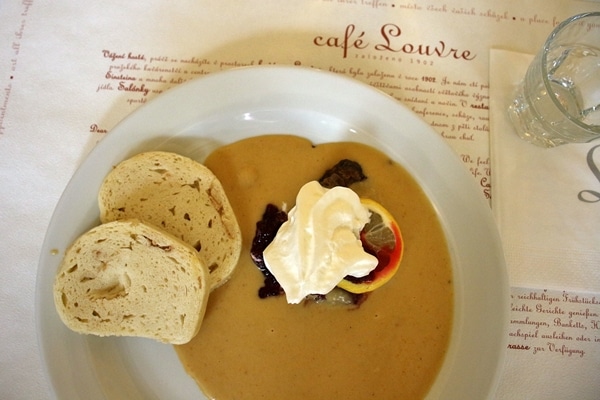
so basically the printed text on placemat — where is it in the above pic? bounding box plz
[509,287,600,358]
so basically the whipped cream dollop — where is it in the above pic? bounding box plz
[263,180,378,304]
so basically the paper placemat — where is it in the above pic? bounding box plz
[3,1,600,398]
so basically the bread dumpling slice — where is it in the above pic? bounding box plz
[53,219,210,345]
[98,151,242,290]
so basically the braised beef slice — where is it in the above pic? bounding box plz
[318,159,367,189]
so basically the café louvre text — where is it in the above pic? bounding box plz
[313,23,477,60]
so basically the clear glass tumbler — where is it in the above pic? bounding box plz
[508,12,600,148]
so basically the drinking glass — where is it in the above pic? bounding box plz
[508,12,600,148]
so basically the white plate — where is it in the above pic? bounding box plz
[36,66,508,400]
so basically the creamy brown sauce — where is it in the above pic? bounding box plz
[175,135,453,399]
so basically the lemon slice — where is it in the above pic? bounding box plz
[337,198,404,294]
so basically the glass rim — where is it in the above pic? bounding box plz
[540,12,600,132]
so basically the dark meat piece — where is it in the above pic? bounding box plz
[250,204,288,298]
[318,159,367,189]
